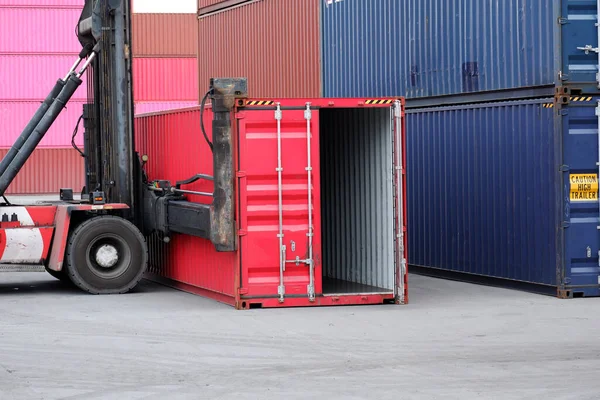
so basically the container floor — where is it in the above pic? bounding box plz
[322,277,392,295]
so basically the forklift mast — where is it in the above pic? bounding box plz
[78,0,138,219]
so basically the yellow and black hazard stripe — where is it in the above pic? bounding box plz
[246,100,275,106]
[570,96,593,102]
[365,99,396,105]
[543,96,594,108]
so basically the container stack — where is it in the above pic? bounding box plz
[0,1,87,194]
[131,0,199,113]
[196,0,320,98]
[0,0,199,194]
[320,0,600,298]
[194,0,599,298]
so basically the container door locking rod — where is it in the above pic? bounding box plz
[275,103,285,303]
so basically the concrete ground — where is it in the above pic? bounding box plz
[0,273,598,400]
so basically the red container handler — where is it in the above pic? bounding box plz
[135,96,408,309]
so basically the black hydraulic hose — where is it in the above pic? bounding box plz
[0,74,83,196]
[200,89,213,153]
[0,79,66,179]
[71,114,85,157]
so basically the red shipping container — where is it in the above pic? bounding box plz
[0,6,83,54]
[197,0,320,99]
[133,58,198,101]
[0,147,84,194]
[135,96,408,309]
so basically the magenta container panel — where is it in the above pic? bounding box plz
[134,101,197,115]
[0,55,87,101]
[0,1,82,5]
[0,101,85,147]
[132,58,198,102]
[0,7,83,54]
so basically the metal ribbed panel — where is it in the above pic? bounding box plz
[135,108,236,297]
[131,13,198,57]
[134,101,197,115]
[407,99,557,285]
[0,55,87,100]
[0,1,82,6]
[0,148,84,194]
[197,0,320,99]
[321,0,555,98]
[0,7,83,54]
[133,58,198,101]
[320,108,394,290]
[0,101,85,147]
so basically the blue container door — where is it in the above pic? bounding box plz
[561,96,600,297]
[561,0,600,90]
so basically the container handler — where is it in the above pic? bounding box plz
[0,0,245,293]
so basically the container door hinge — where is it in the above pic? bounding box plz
[564,277,572,285]
[560,165,570,172]
[238,288,248,295]
[562,221,571,228]
[236,171,247,178]
[558,17,568,25]
[238,229,247,237]
[397,258,407,304]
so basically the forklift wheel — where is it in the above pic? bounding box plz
[65,216,148,294]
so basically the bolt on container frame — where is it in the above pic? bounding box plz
[135,96,407,309]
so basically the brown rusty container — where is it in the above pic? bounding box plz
[132,13,198,57]
[197,0,320,98]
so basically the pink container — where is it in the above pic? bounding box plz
[132,58,198,102]
[0,55,87,101]
[0,1,82,5]
[0,7,83,54]
[0,101,85,147]
[134,101,198,115]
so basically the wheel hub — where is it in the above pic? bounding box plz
[95,244,119,268]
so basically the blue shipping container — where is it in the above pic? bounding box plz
[406,98,600,297]
[321,0,599,99]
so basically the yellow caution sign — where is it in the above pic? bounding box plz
[570,174,599,202]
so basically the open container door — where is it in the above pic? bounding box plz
[236,102,320,306]
[236,98,407,308]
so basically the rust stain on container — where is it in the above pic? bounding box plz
[0,148,84,194]
[132,13,198,57]
[197,0,320,98]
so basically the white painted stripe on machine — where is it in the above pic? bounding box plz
[2,228,44,263]
[0,207,35,226]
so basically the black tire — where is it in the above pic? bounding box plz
[65,216,148,294]
[45,267,73,284]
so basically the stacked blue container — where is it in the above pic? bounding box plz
[321,0,600,298]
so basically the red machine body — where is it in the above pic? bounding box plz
[0,204,128,271]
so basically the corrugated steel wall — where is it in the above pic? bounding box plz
[133,58,198,101]
[0,148,84,194]
[320,0,555,98]
[0,101,85,147]
[0,4,199,193]
[320,108,395,290]
[197,0,320,99]
[135,107,236,295]
[406,99,557,286]
[132,13,197,57]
